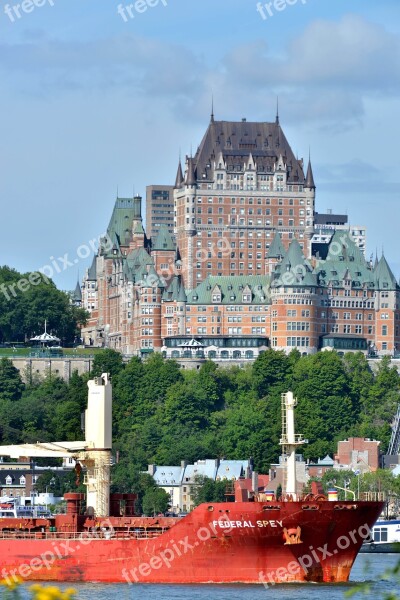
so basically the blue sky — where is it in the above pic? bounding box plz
[1,0,400,289]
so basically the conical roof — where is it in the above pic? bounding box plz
[276,239,317,287]
[305,159,315,189]
[267,232,286,259]
[374,255,398,290]
[185,157,197,186]
[175,161,184,189]
[73,281,82,302]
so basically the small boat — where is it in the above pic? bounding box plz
[360,519,400,553]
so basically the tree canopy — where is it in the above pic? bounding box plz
[0,266,89,345]
[0,349,398,500]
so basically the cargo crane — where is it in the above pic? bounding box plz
[0,373,112,517]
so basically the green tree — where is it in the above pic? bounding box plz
[252,349,291,397]
[191,475,230,506]
[142,486,170,516]
[0,358,24,400]
[91,349,124,378]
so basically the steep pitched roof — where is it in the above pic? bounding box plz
[314,230,374,289]
[374,255,398,290]
[87,256,97,280]
[162,274,187,302]
[193,119,305,184]
[174,161,184,189]
[185,156,197,186]
[267,232,286,259]
[133,221,145,235]
[186,275,270,305]
[305,158,315,189]
[103,197,136,255]
[152,225,175,251]
[274,239,317,287]
[73,281,82,302]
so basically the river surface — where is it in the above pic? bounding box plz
[18,554,399,600]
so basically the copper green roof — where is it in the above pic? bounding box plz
[315,231,375,289]
[152,225,175,251]
[374,255,398,290]
[72,281,82,302]
[267,232,286,259]
[163,274,187,302]
[105,198,136,254]
[273,239,317,287]
[186,275,271,305]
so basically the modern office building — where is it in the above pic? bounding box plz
[146,185,175,241]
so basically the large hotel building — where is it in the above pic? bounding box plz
[79,113,400,360]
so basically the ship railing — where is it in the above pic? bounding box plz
[359,491,387,502]
[0,528,169,541]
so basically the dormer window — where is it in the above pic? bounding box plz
[242,293,252,303]
[5,475,12,485]
[19,476,26,485]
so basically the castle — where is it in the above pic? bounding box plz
[77,113,400,360]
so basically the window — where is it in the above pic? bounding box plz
[382,325,388,336]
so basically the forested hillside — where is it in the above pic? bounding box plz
[0,350,398,487]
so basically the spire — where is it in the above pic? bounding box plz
[174,158,184,189]
[185,156,197,186]
[305,152,316,189]
[211,94,215,123]
[275,96,279,125]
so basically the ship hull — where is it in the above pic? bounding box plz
[0,500,383,584]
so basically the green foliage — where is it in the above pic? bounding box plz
[191,475,231,506]
[0,266,89,345]
[91,349,124,378]
[0,349,398,507]
[0,358,24,401]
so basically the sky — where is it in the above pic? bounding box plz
[1,0,400,290]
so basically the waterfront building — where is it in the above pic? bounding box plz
[80,114,400,358]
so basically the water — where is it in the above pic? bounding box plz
[17,554,399,600]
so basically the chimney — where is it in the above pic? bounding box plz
[252,471,259,494]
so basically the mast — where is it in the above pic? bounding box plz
[79,373,113,517]
[280,392,307,500]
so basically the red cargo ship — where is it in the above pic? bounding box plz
[0,376,384,585]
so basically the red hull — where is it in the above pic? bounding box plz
[0,500,383,584]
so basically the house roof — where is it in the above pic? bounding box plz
[183,460,219,483]
[152,225,175,252]
[162,274,187,302]
[267,232,286,259]
[72,281,82,302]
[314,230,375,289]
[374,255,398,290]
[216,460,250,480]
[153,466,183,486]
[105,198,137,252]
[273,239,317,287]
[193,119,305,184]
[186,275,270,305]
